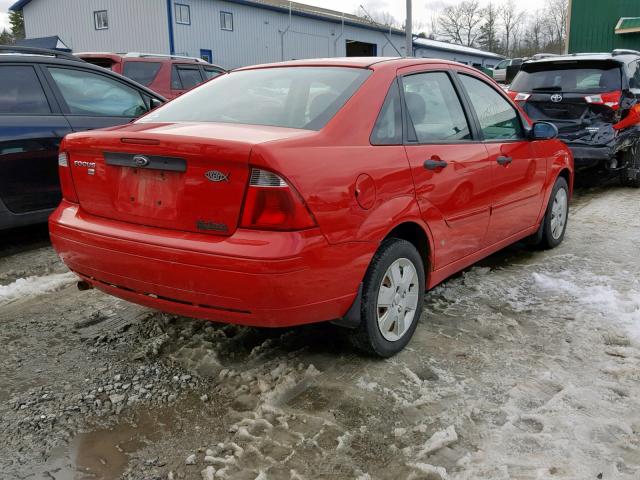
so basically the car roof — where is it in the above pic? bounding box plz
[0,51,167,101]
[234,56,473,72]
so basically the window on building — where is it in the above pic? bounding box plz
[220,11,233,31]
[175,3,191,25]
[94,10,109,30]
[0,65,51,114]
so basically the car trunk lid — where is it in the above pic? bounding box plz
[66,122,310,236]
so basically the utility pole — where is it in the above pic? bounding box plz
[405,0,412,57]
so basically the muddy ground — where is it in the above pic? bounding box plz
[1,180,639,480]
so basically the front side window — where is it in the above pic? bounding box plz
[141,67,371,131]
[221,11,233,31]
[94,10,108,30]
[459,74,523,141]
[402,71,471,143]
[172,66,203,90]
[48,68,147,117]
[495,60,508,70]
[0,65,51,114]
[175,3,190,25]
[371,80,402,145]
[123,61,162,86]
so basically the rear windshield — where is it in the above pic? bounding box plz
[123,61,162,86]
[139,67,371,130]
[512,62,622,93]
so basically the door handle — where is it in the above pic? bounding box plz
[496,156,513,166]
[424,159,448,170]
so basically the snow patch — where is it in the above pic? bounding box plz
[0,272,76,305]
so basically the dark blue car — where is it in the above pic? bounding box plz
[0,46,165,230]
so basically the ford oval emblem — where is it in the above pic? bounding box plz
[133,155,150,167]
[550,94,563,103]
[205,170,230,182]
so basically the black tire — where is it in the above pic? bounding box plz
[620,148,640,188]
[349,238,425,357]
[535,176,570,250]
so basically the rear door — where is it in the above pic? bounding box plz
[458,73,547,244]
[0,63,71,214]
[400,66,493,269]
[42,65,153,131]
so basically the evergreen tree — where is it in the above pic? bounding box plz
[9,10,25,40]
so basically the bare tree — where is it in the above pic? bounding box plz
[500,0,524,56]
[478,2,500,52]
[438,0,483,47]
[545,0,568,50]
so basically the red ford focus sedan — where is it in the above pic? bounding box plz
[50,57,573,357]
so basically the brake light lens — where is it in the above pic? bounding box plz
[58,152,79,203]
[514,92,531,102]
[240,168,316,231]
[585,90,621,109]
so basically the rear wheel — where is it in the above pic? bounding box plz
[620,148,640,188]
[536,176,569,249]
[349,239,425,357]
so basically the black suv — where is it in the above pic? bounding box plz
[0,46,165,230]
[509,50,640,187]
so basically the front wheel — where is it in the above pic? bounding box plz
[349,239,425,357]
[536,176,570,249]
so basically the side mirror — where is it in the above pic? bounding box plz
[149,97,164,110]
[531,121,558,140]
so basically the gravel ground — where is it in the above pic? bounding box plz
[1,182,639,480]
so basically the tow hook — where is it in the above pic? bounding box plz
[77,280,94,291]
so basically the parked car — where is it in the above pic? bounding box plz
[50,57,573,357]
[492,58,524,83]
[0,45,165,230]
[77,52,226,99]
[508,50,640,186]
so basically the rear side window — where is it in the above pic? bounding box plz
[512,63,622,93]
[123,61,161,86]
[172,66,203,90]
[460,74,523,140]
[203,67,223,80]
[0,65,51,114]
[143,67,371,131]
[371,80,402,145]
[48,67,147,117]
[402,71,471,143]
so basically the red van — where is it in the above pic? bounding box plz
[77,52,226,99]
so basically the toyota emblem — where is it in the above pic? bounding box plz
[550,94,563,103]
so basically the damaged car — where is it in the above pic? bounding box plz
[508,50,640,187]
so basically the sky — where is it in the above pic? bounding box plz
[0,0,538,35]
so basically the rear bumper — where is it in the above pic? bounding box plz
[49,201,374,327]
[564,144,613,170]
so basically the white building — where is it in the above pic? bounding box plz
[11,0,503,70]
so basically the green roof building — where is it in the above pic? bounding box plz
[568,0,640,53]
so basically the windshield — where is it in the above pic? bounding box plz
[140,66,371,130]
[512,63,622,93]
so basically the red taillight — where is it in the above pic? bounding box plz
[58,152,79,203]
[507,91,530,103]
[240,168,316,231]
[585,90,621,109]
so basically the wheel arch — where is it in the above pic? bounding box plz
[382,221,433,284]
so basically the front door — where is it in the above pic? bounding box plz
[400,69,492,269]
[457,73,547,244]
